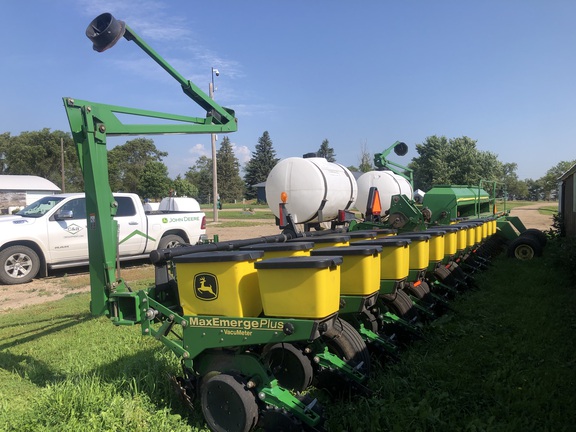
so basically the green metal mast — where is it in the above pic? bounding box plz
[63,13,237,316]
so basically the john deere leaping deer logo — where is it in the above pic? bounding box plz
[194,273,218,301]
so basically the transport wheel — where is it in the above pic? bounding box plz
[322,318,371,375]
[158,234,185,249]
[201,373,259,432]
[263,342,314,392]
[520,228,547,248]
[0,245,40,284]
[507,236,542,260]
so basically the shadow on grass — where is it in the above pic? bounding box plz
[0,313,92,386]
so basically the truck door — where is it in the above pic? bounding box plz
[48,198,90,262]
[115,196,147,255]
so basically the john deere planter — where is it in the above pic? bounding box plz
[63,12,547,432]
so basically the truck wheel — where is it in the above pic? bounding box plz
[158,234,185,249]
[0,246,40,285]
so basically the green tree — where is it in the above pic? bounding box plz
[0,132,10,173]
[498,162,528,199]
[358,140,373,172]
[1,129,83,192]
[185,156,213,204]
[137,161,172,200]
[317,139,336,162]
[409,135,502,191]
[108,138,168,193]
[540,160,576,200]
[525,178,544,201]
[172,175,198,198]
[512,179,530,200]
[217,136,245,203]
[244,131,279,200]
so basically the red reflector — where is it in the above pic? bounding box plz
[201,216,206,229]
[413,280,421,287]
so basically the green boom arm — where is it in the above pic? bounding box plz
[63,13,237,317]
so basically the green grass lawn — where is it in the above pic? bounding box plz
[538,205,558,216]
[0,240,574,431]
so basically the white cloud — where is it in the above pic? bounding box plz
[189,143,209,157]
[232,144,252,164]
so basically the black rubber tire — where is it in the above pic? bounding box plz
[507,236,543,260]
[359,309,380,333]
[0,245,40,285]
[385,289,416,320]
[520,228,547,248]
[263,343,314,392]
[405,281,430,300]
[201,373,259,432]
[322,318,371,375]
[158,234,185,249]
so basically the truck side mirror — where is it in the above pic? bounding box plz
[54,210,74,220]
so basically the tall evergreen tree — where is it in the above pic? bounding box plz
[185,156,213,204]
[217,136,245,203]
[244,131,279,200]
[317,138,336,162]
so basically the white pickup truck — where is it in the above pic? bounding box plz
[0,193,206,284]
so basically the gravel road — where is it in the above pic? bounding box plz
[0,204,555,313]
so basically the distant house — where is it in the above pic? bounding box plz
[0,175,61,214]
[559,163,576,237]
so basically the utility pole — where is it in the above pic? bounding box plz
[210,67,220,222]
[61,138,66,193]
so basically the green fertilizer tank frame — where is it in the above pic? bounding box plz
[63,13,237,316]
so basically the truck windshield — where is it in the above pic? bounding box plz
[16,196,66,218]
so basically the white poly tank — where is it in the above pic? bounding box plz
[355,171,413,215]
[158,197,201,212]
[266,157,357,224]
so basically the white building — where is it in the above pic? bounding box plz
[0,175,61,214]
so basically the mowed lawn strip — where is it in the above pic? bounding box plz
[0,240,574,431]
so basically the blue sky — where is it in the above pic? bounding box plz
[1,0,575,181]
